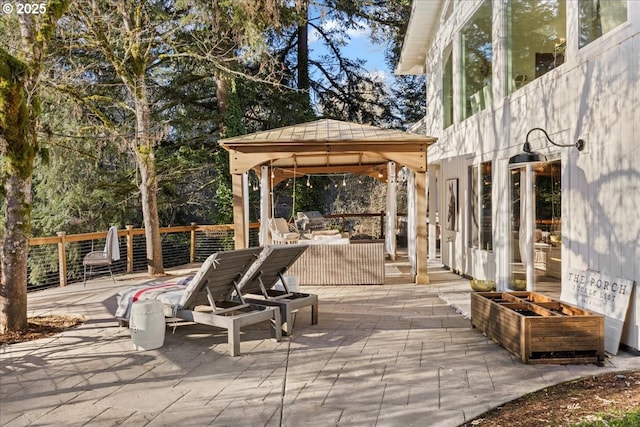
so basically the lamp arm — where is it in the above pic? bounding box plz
[524,127,585,151]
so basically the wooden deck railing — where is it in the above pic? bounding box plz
[14,223,256,291]
[4,213,388,291]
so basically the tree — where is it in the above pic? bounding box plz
[1,1,70,334]
[64,1,169,274]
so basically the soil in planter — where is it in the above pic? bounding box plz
[484,296,508,303]
[512,309,541,316]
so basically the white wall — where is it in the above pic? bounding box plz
[420,0,640,351]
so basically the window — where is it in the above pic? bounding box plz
[506,0,566,94]
[468,161,492,251]
[579,0,627,48]
[480,161,492,251]
[443,44,454,129]
[461,0,492,120]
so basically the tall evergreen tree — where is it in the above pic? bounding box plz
[1,1,71,334]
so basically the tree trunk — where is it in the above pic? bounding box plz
[216,76,229,138]
[297,1,310,93]
[0,167,32,334]
[0,50,32,334]
[133,74,164,275]
[1,2,71,333]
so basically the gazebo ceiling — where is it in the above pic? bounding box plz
[219,119,437,182]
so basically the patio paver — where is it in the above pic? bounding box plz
[1,257,637,427]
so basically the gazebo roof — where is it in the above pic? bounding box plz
[219,119,437,182]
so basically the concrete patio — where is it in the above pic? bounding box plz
[1,255,637,427]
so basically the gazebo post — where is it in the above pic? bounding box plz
[428,167,439,260]
[259,165,270,246]
[385,162,397,261]
[416,170,430,284]
[407,169,416,275]
[232,173,248,249]
[243,172,249,246]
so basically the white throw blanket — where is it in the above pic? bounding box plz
[115,276,192,320]
[107,226,120,261]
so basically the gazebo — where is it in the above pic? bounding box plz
[219,119,437,284]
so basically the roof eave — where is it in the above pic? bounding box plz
[395,0,443,75]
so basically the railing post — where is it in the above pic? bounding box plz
[340,213,345,232]
[190,222,197,263]
[126,225,134,273]
[57,232,67,287]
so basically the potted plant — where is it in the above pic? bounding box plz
[470,279,496,291]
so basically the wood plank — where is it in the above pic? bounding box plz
[471,291,605,364]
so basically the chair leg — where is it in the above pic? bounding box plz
[229,322,241,357]
[311,300,318,325]
[83,264,87,287]
[108,266,115,284]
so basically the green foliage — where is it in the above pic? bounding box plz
[271,176,331,218]
[4,0,425,243]
[571,408,640,427]
[0,47,32,177]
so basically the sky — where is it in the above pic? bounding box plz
[307,17,391,81]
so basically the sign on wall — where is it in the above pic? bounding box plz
[561,268,636,355]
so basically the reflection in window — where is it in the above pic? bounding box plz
[469,165,479,248]
[468,162,492,251]
[480,161,492,251]
[461,0,492,120]
[535,160,561,238]
[506,0,566,94]
[443,44,454,129]
[579,0,627,48]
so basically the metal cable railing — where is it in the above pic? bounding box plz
[18,224,253,291]
[13,214,383,292]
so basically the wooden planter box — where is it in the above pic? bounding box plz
[471,291,605,364]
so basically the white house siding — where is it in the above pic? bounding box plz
[415,1,639,351]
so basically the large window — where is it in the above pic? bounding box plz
[443,44,454,128]
[506,0,566,94]
[461,0,492,120]
[468,161,493,251]
[579,0,627,48]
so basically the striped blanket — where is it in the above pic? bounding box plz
[115,276,192,320]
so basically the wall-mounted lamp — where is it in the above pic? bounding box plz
[509,127,585,164]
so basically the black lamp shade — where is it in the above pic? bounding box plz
[509,151,547,164]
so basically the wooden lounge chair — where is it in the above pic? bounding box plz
[116,248,282,356]
[237,245,318,336]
